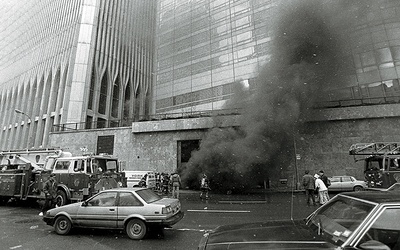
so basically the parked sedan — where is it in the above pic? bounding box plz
[43,188,184,240]
[198,186,400,249]
[328,175,367,192]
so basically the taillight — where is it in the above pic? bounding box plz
[162,205,172,214]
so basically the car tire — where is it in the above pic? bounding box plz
[353,186,364,192]
[56,190,68,207]
[126,219,147,240]
[54,215,72,235]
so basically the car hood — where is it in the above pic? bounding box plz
[204,220,337,249]
[46,202,83,216]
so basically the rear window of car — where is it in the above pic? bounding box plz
[136,189,161,203]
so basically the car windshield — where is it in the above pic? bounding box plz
[136,189,161,203]
[307,195,375,246]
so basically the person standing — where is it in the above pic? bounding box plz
[39,173,58,216]
[302,170,316,206]
[318,170,330,200]
[171,172,182,199]
[200,174,210,199]
[314,174,329,205]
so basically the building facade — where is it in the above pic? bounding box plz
[0,0,156,150]
[2,0,400,188]
[154,0,400,113]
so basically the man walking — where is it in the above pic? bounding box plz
[302,170,316,206]
[39,173,58,216]
[171,172,182,199]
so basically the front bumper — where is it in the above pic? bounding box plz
[43,215,55,226]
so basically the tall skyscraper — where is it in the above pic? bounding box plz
[0,0,156,150]
[154,0,400,113]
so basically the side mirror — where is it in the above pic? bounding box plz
[82,201,88,207]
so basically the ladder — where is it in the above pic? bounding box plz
[0,148,61,156]
[349,142,400,155]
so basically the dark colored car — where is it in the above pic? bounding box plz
[198,186,400,249]
[43,188,184,240]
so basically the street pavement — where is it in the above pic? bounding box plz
[0,189,321,250]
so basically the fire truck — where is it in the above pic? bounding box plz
[349,142,400,189]
[0,148,127,205]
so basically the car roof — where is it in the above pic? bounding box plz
[100,187,148,192]
[339,190,400,204]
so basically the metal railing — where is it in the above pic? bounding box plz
[52,108,242,132]
[52,96,400,132]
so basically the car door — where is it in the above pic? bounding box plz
[329,177,341,191]
[76,191,118,228]
[116,191,148,228]
[341,176,353,191]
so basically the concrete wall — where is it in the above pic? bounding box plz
[49,116,241,173]
[49,104,400,188]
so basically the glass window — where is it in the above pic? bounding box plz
[330,177,340,183]
[87,192,117,206]
[342,176,352,182]
[357,208,400,249]
[73,160,84,172]
[376,48,393,64]
[118,192,143,206]
[360,51,376,67]
[136,189,161,203]
[55,161,70,171]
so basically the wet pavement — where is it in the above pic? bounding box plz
[0,189,322,250]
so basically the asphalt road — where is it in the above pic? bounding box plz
[0,190,319,250]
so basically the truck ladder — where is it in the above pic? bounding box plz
[0,148,61,156]
[349,142,400,155]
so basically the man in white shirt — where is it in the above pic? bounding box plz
[314,174,329,205]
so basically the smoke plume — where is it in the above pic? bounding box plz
[182,0,372,193]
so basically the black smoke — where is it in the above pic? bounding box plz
[182,0,372,193]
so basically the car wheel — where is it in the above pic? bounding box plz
[126,219,147,240]
[56,190,68,206]
[353,186,364,192]
[54,215,72,235]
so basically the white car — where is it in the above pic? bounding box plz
[43,188,183,240]
[328,176,368,192]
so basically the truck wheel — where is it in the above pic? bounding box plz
[353,186,364,192]
[54,215,72,235]
[126,219,147,240]
[56,190,67,206]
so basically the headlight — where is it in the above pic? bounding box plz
[162,205,172,214]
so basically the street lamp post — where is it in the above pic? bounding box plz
[15,109,32,122]
[15,109,33,148]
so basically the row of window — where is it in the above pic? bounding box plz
[156,77,400,111]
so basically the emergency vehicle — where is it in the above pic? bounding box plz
[0,148,126,205]
[349,142,400,189]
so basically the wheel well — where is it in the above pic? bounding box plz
[353,185,363,190]
[54,213,72,225]
[124,217,146,228]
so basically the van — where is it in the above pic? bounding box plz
[123,170,156,189]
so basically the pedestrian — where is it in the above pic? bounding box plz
[170,172,182,199]
[200,174,210,199]
[302,170,316,206]
[162,173,170,195]
[318,170,331,188]
[314,174,329,205]
[318,170,330,200]
[39,173,58,216]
